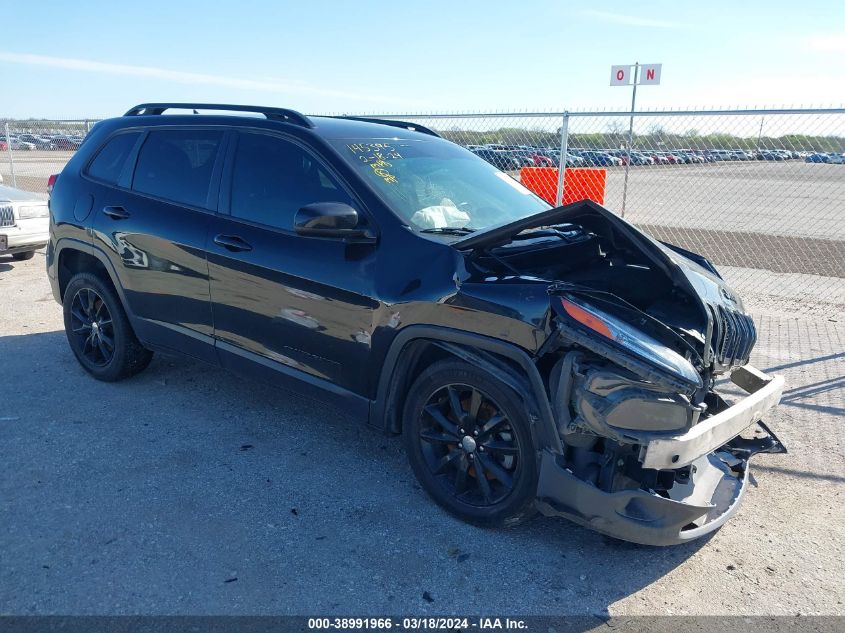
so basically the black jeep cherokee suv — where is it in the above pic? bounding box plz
[47,103,786,545]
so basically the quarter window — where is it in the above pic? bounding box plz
[229,132,352,230]
[132,129,223,208]
[87,133,140,184]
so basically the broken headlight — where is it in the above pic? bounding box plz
[558,298,702,389]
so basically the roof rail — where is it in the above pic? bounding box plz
[124,103,314,128]
[332,116,441,138]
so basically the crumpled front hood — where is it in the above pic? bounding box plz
[457,200,756,372]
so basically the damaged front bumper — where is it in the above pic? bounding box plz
[535,365,786,545]
[640,366,784,469]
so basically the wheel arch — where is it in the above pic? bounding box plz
[372,326,563,453]
[56,240,128,309]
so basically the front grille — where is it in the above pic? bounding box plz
[709,304,757,371]
[0,205,14,227]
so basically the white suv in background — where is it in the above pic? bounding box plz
[0,183,49,261]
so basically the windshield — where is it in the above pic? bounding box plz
[331,138,550,232]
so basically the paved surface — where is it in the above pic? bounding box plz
[3,152,844,236]
[613,161,845,241]
[1,251,843,616]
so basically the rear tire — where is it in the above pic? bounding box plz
[63,272,153,381]
[403,359,538,527]
[11,250,35,261]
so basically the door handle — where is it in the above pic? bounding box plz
[102,205,130,220]
[213,234,253,252]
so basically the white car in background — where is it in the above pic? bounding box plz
[0,184,50,261]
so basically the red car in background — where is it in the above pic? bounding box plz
[653,151,684,164]
[510,149,555,167]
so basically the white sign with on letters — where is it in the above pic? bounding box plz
[610,63,662,86]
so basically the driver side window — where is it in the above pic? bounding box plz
[230,133,353,230]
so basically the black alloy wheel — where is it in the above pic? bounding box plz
[69,287,115,367]
[419,383,520,506]
[62,272,153,381]
[403,360,538,527]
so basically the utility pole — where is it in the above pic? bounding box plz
[621,62,640,218]
[4,122,16,188]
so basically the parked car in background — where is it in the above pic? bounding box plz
[756,150,786,161]
[604,150,629,165]
[578,150,622,167]
[676,150,705,164]
[509,150,554,168]
[730,150,753,161]
[827,153,845,164]
[537,150,587,168]
[52,136,84,150]
[9,139,35,151]
[654,151,683,164]
[17,134,54,150]
[605,150,655,166]
[471,148,523,171]
[0,183,50,260]
[565,152,586,167]
[632,152,656,165]
[805,153,831,163]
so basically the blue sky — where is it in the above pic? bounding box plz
[2,0,844,118]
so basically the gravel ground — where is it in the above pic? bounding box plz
[0,251,843,616]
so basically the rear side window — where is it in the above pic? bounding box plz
[87,132,140,184]
[229,132,352,230]
[132,129,223,208]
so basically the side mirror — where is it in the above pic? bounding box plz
[294,202,375,241]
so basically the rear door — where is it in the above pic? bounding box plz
[91,127,225,363]
[207,130,379,396]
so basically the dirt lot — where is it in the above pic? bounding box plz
[1,250,843,616]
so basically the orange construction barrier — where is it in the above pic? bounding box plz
[519,167,606,206]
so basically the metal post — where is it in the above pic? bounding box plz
[555,112,570,207]
[757,116,764,150]
[621,62,639,218]
[4,122,16,188]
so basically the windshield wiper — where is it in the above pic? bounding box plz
[419,227,477,235]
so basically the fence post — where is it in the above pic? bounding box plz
[555,112,570,207]
[4,122,16,188]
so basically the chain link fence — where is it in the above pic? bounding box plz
[362,107,845,313]
[2,108,843,313]
[1,119,93,196]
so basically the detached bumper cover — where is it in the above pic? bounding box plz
[536,365,786,546]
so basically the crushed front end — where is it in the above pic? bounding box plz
[536,338,785,545]
[459,201,787,545]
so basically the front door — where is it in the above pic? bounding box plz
[207,131,379,395]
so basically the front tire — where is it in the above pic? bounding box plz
[403,359,538,527]
[11,250,35,261]
[63,272,153,381]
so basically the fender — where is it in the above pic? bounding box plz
[371,325,563,454]
[54,238,133,317]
